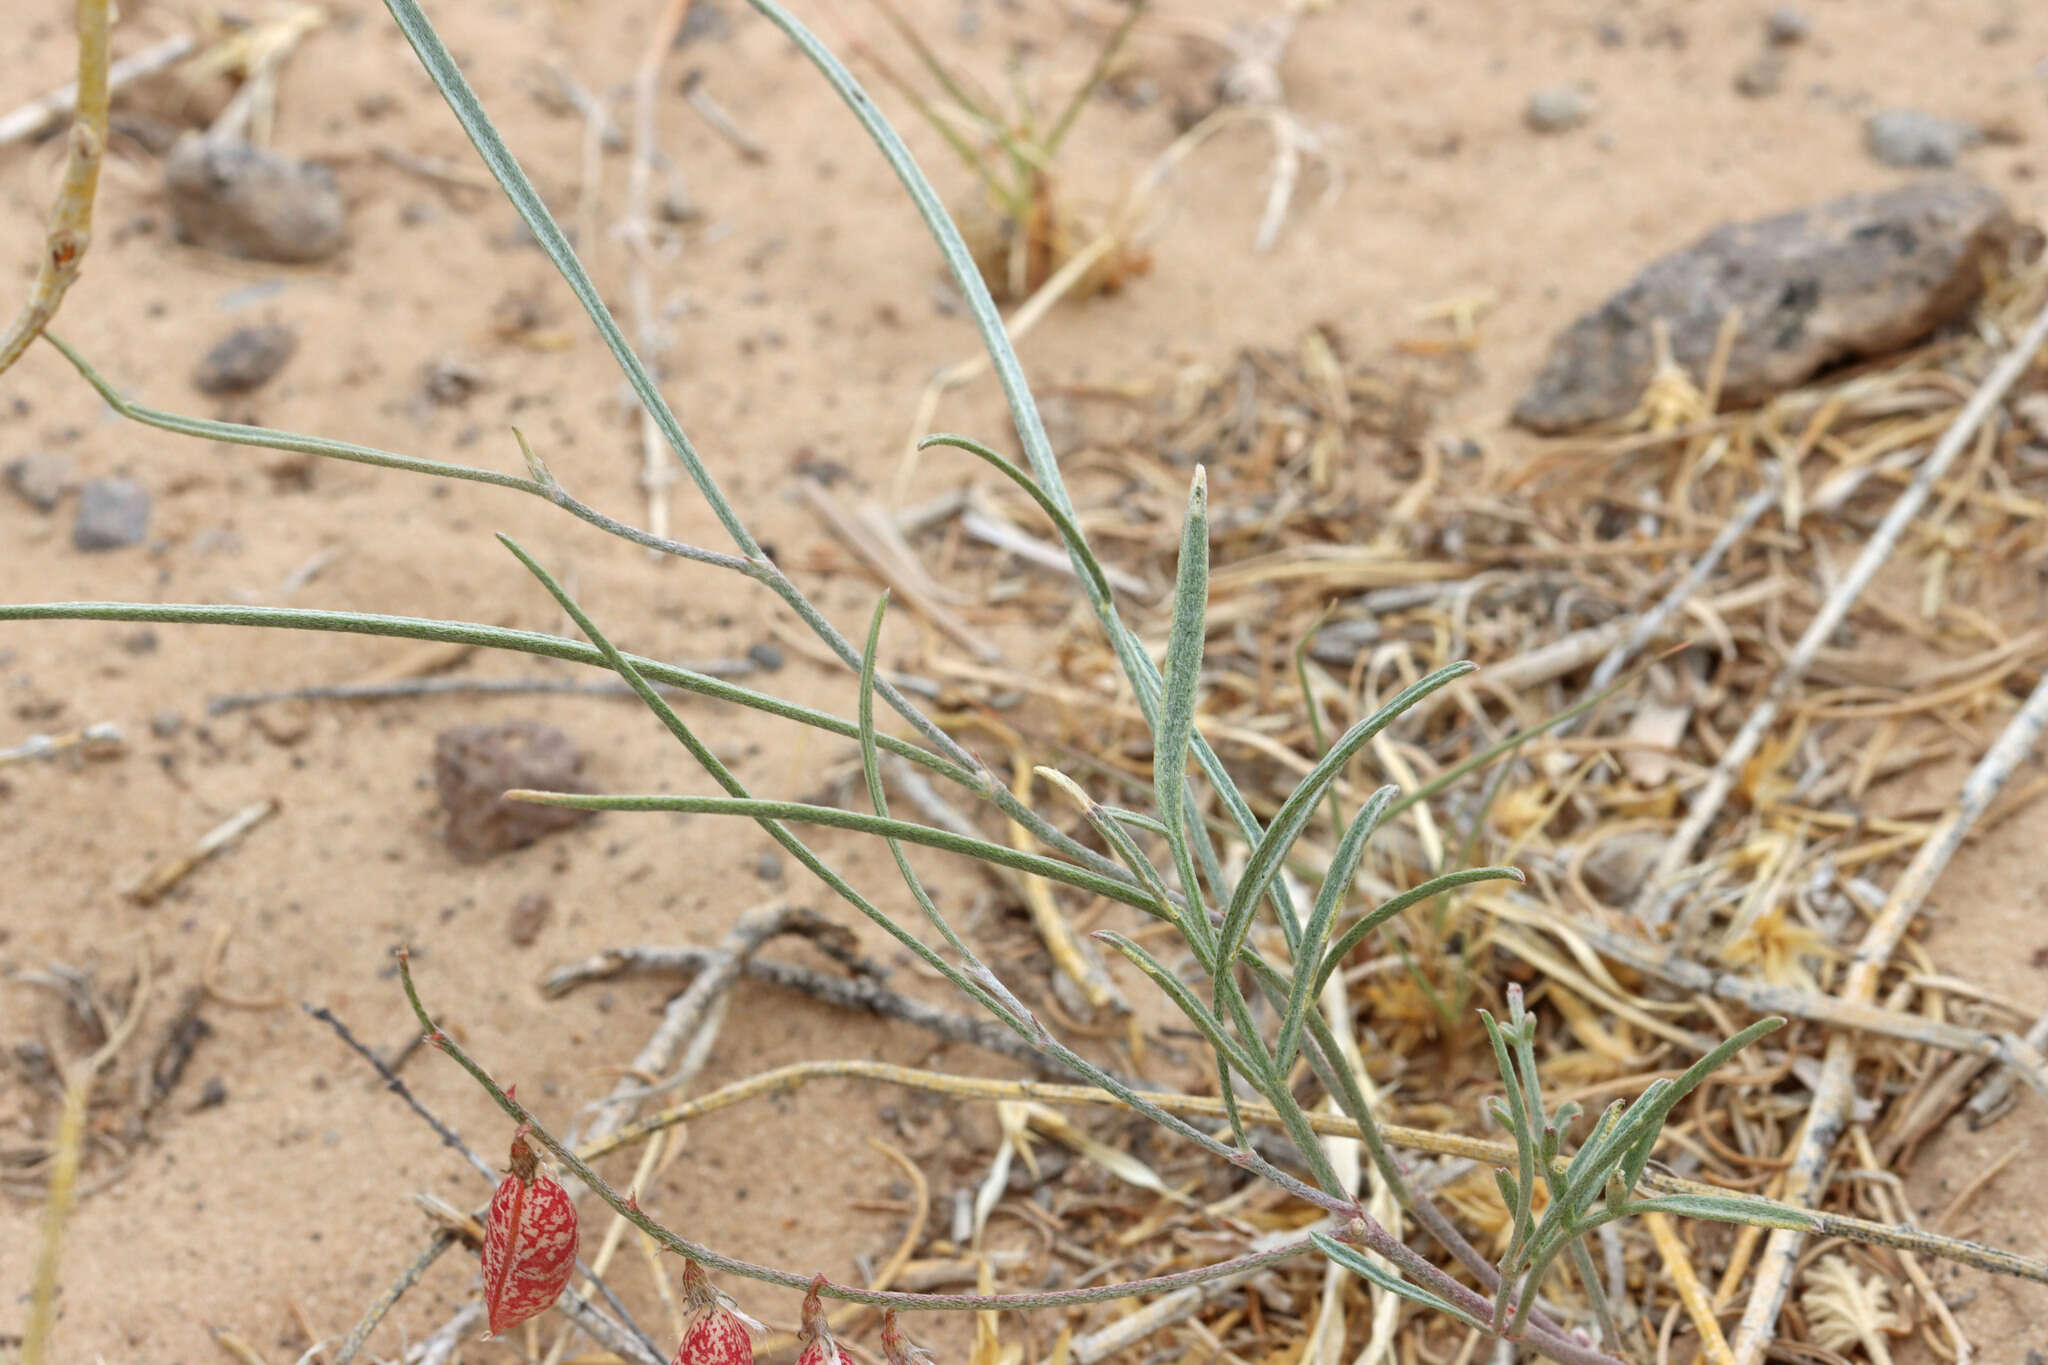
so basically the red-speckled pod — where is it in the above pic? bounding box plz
[481,1128,579,1336]
[671,1259,755,1365]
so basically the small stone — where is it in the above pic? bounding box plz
[746,642,784,671]
[193,1077,229,1111]
[1865,109,1979,169]
[1733,51,1786,99]
[507,891,553,947]
[150,710,185,739]
[1764,7,1811,45]
[4,452,75,511]
[1524,87,1593,134]
[193,323,298,394]
[432,720,596,861]
[164,133,346,263]
[657,187,701,224]
[72,478,151,551]
[422,358,485,406]
[1515,177,2015,433]
[754,851,784,883]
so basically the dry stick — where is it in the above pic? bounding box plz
[681,72,768,161]
[126,798,279,905]
[0,32,193,145]
[1571,922,2048,1099]
[21,942,151,1365]
[0,0,108,377]
[1581,474,1782,699]
[576,900,815,1149]
[797,480,1000,662]
[207,668,755,713]
[1729,664,2048,1365]
[1068,1222,1334,1365]
[1636,294,2048,927]
[1963,1005,2048,1127]
[332,1231,458,1365]
[543,940,1061,1073]
[625,0,695,547]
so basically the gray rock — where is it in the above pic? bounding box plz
[1514,178,2014,434]
[1524,87,1593,134]
[164,134,346,263]
[1865,109,1979,169]
[5,452,75,511]
[72,478,151,550]
[432,720,595,860]
[1765,6,1811,44]
[193,323,298,394]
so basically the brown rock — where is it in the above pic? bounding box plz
[432,721,595,861]
[165,134,346,264]
[1513,178,2015,434]
[507,891,553,947]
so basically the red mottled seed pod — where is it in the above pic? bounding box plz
[481,1128,579,1336]
[671,1260,754,1365]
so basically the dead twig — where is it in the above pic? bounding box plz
[1730,662,2048,1364]
[1639,294,2048,926]
[0,32,193,147]
[543,939,1057,1073]
[127,798,280,905]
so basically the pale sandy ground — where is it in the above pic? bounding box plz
[3,1,2046,1362]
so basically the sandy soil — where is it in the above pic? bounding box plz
[3,1,2046,1362]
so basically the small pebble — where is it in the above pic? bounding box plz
[4,451,75,512]
[1765,6,1811,45]
[72,478,151,551]
[1865,108,1978,168]
[151,710,185,739]
[422,358,485,406]
[1733,51,1786,99]
[193,323,298,395]
[754,851,784,883]
[746,642,784,671]
[1524,87,1593,134]
[164,134,346,264]
[507,891,553,947]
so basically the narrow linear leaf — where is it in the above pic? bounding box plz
[1310,1234,1488,1332]
[507,790,1162,914]
[1274,784,1399,1069]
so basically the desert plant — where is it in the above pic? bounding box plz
[7,2,2039,1363]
